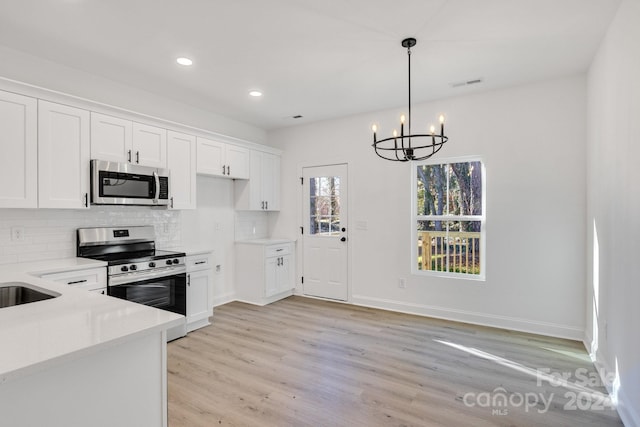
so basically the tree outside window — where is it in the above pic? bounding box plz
[413,158,485,279]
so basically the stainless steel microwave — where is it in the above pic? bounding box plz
[91,160,170,206]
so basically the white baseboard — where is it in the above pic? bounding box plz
[583,338,639,427]
[212,292,236,307]
[351,294,584,340]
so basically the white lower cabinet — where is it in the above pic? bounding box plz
[39,267,107,294]
[185,251,213,332]
[235,240,294,305]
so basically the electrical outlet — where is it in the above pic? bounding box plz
[11,226,25,242]
[398,278,406,289]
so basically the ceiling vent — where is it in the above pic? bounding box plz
[450,78,483,88]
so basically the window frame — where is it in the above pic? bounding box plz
[411,155,486,281]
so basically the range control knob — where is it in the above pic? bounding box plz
[166,259,172,266]
[129,264,137,271]
[120,265,129,272]
[148,262,156,268]
[172,259,180,265]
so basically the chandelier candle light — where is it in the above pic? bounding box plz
[372,38,449,162]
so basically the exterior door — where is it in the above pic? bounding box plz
[302,164,348,301]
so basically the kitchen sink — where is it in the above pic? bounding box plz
[0,282,60,308]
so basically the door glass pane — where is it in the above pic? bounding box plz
[309,176,341,235]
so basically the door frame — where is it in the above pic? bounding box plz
[297,161,351,302]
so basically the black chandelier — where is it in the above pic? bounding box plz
[372,38,448,162]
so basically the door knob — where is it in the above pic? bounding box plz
[341,227,346,232]
[340,237,347,242]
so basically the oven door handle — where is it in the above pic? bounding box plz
[109,267,186,286]
[114,283,169,289]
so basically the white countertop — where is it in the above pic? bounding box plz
[0,258,184,384]
[235,238,294,245]
[172,246,214,256]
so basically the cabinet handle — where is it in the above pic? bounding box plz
[67,279,88,285]
[187,274,191,286]
[227,165,230,175]
[222,165,226,175]
[136,151,140,164]
[265,201,268,210]
[84,193,88,207]
[195,261,206,265]
[127,149,132,162]
[170,196,174,208]
[261,201,264,209]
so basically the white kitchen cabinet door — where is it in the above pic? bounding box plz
[196,137,225,176]
[90,112,133,163]
[196,137,249,179]
[265,254,292,298]
[0,90,37,208]
[225,144,250,179]
[187,269,210,331]
[132,122,167,168]
[275,254,292,295]
[167,130,196,209]
[261,152,280,211]
[235,150,280,211]
[264,256,279,298]
[38,100,90,209]
[185,251,213,332]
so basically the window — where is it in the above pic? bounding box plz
[309,176,341,235]
[412,157,485,279]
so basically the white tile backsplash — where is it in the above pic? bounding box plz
[0,206,181,265]
[234,211,269,240]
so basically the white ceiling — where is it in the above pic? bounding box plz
[0,0,621,130]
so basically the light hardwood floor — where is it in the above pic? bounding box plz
[167,296,623,427]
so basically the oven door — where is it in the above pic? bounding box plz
[108,268,186,316]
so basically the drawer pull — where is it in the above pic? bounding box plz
[276,248,284,252]
[195,261,206,265]
[67,279,88,285]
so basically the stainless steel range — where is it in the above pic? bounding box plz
[77,226,186,340]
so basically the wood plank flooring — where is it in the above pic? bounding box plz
[167,296,623,427]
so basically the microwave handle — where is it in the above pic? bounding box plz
[153,171,160,203]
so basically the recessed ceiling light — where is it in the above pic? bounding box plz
[176,57,193,66]
[249,90,263,97]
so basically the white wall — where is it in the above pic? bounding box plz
[586,1,640,425]
[268,75,587,340]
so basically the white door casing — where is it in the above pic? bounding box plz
[302,164,348,301]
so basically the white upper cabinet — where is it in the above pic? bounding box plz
[132,122,167,168]
[90,112,132,163]
[196,137,249,179]
[167,131,196,210]
[225,144,250,179]
[0,90,37,208]
[90,112,166,168]
[38,100,90,209]
[235,150,280,211]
